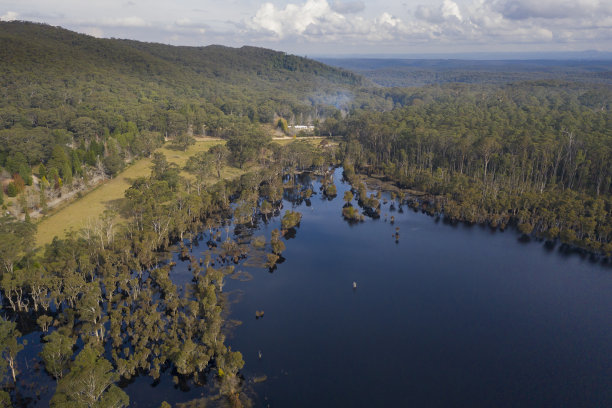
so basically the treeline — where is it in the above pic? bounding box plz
[0,139,335,406]
[320,58,612,87]
[339,67,612,88]
[331,82,612,255]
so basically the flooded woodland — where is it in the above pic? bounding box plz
[13,167,611,407]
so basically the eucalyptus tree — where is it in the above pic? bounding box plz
[40,331,75,381]
[270,229,285,255]
[209,144,229,178]
[0,215,36,276]
[185,151,213,183]
[50,345,129,408]
[343,190,354,204]
[0,318,23,384]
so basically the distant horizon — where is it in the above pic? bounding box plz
[311,50,612,60]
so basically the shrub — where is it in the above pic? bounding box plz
[281,210,302,230]
[260,200,273,214]
[324,183,337,197]
[6,182,19,197]
[277,118,289,134]
[270,229,285,255]
[252,235,266,249]
[342,206,364,222]
[12,174,26,192]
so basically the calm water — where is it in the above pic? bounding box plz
[208,168,612,407]
[19,168,612,407]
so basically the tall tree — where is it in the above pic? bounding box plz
[0,215,36,276]
[51,346,129,408]
[40,331,75,380]
[209,144,229,178]
[0,318,23,384]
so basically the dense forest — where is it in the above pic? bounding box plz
[327,82,612,255]
[320,58,612,87]
[1,20,612,407]
[0,21,375,217]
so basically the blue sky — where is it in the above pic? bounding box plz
[1,0,612,55]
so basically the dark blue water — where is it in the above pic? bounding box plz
[190,168,612,407]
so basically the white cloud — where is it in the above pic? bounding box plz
[491,0,612,20]
[442,0,463,21]
[101,16,149,28]
[248,0,410,42]
[407,0,612,49]
[174,18,200,28]
[250,0,340,38]
[174,18,188,27]
[331,0,365,15]
[242,0,612,50]
[1,11,18,21]
[377,12,400,27]
[416,0,463,23]
[475,0,612,45]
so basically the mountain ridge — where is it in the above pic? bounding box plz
[0,20,371,119]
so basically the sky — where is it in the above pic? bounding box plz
[1,0,612,56]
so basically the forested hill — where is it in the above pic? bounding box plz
[0,21,368,126]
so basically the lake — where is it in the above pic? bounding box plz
[167,167,612,407]
[17,167,612,407]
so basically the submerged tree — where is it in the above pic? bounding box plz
[0,318,23,384]
[270,229,285,255]
[280,210,302,230]
[51,346,129,408]
[343,190,354,204]
[40,331,75,381]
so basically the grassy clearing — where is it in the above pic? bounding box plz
[273,136,329,146]
[158,139,225,168]
[35,139,226,247]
